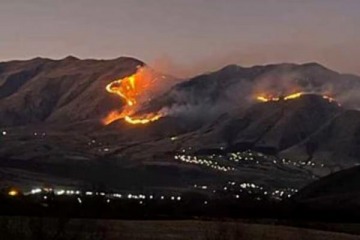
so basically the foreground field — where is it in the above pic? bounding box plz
[1,217,360,240]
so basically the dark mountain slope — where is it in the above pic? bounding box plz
[292,166,360,218]
[174,94,342,157]
[0,56,143,126]
[1,58,360,192]
[294,165,360,200]
[146,62,360,117]
[282,109,360,166]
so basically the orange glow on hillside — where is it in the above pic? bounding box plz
[103,67,163,125]
[256,96,279,102]
[284,92,303,100]
[124,115,162,124]
[256,92,340,105]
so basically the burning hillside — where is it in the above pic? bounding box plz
[256,92,340,106]
[103,66,165,125]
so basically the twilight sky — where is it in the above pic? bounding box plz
[1,0,359,76]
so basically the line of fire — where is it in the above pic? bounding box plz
[102,66,163,125]
[102,68,341,126]
[256,92,340,106]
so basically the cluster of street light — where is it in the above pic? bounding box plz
[190,180,299,201]
[175,148,328,174]
[174,154,235,172]
[17,187,184,205]
[229,181,299,200]
[228,150,325,168]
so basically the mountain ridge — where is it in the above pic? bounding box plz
[1,57,360,192]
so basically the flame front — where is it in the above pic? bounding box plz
[256,96,279,102]
[103,67,163,125]
[256,92,340,106]
[284,92,303,100]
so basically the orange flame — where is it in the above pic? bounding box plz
[103,67,163,125]
[256,96,279,102]
[284,92,303,100]
[256,92,340,106]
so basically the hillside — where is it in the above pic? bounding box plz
[0,56,143,126]
[291,165,360,218]
[1,57,360,194]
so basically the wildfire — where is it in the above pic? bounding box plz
[103,67,163,125]
[256,92,340,106]
[256,96,280,102]
[284,92,303,100]
[124,115,161,124]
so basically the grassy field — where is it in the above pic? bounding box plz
[0,217,360,240]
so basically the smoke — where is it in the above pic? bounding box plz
[103,65,183,125]
[140,54,360,123]
[249,64,360,110]
[148,54,246,78]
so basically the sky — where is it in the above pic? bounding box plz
[1,0,359,76]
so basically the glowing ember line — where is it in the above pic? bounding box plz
[124,115,162,125]
[256,96,270,102]
[256,96,280,102]
[255,92,340,106]
[283,92,303,100]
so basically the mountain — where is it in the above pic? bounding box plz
[294,165,360,201]
[282,109,360,166]
[1,57,360,194]
[145,62,360,117]
[292,165,360,218]
[0,56,143,127]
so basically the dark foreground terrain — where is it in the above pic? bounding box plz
[1,217,360,240]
